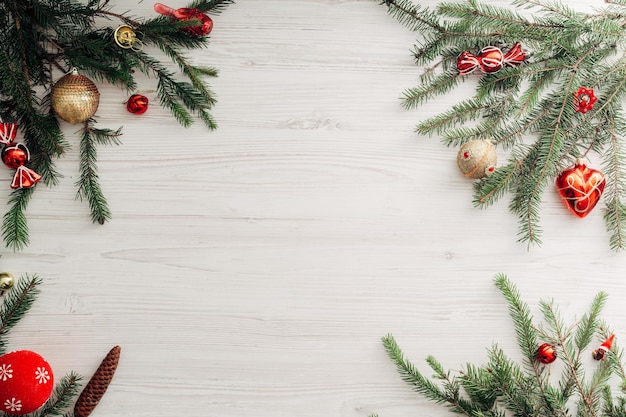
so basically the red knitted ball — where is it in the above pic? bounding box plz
[0,350,54,415]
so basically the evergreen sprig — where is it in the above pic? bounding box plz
[0,0,233,250]
[380,0,626,250]
[371,274,624,417]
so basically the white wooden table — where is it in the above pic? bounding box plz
[5,1,626,416]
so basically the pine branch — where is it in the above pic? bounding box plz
[34,372,82,417]
[2,188,35,252]
[75,124,122,225]
[0,274,41,355]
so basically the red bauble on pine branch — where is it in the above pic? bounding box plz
[0,350,54,415]
[555,159,606,218]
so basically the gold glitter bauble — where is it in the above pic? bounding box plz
[0,272,14,293]
[51,68,100,124]
[456,139,497,179]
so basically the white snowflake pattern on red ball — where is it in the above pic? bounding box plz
[0,364,12,381]
[35,367,50,384]
[4,398,21,413]
[0,350,54,415]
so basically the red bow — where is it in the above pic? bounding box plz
[456,42,526,75]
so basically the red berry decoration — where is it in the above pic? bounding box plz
[0,350,54,415]
[1,144,42,189]
[573,87,597,114]
[592,334,615,360]
[536,343,557,364]
[126,94,149,115]
[555,159,606,218]
[0,122,18,146]
[154,3,213,36]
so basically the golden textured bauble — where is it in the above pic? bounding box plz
[0,272,15,293]
[456,139,497,179]
[51,68,100,124]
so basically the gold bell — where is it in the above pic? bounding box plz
[0,272,15,295]
[114,25,143,52]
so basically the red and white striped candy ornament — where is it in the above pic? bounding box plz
[478,46,504,73]
[502,42,526,66]
[456,51,480,75]
[1,144,41,189]
[0,122,17,146]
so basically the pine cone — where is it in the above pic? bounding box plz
[74,345,121,417]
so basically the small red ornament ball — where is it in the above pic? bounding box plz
[1,144,29,170]
[478,46,504,73]
[126,94,149,115]
[536,343,557,364]
[0,350,54,415]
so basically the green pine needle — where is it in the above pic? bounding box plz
[374,274,621,417]
[381,0,626,250]
[0,274,41,355]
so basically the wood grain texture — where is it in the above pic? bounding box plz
[4,1,626,416]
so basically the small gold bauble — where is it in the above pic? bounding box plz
[114,25,143,51]
[0,272,15,293]
[50,68,100,124]
[457,139,497,179]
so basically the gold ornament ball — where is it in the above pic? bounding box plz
[456,139,497,179]
[0,272,15,293]
[51,68,100,124]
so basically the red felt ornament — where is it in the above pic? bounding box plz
[0,122,17,146]
[1,144,41,189]
[478,46,504,73]
[154,3,213,36]
[126,94,149,115]
[536,343,557,364]
[592,334,615,360]
[573,87,597,114]
[555,159,606,218]
[0,350,54,415]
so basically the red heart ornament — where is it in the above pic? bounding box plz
[555,161,606,218]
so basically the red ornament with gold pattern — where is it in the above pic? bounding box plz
[1,143,41,189]
[555,159,606,218]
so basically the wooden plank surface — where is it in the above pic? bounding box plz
[4,1,626,416]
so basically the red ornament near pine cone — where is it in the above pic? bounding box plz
[573,87,597,114]
[555,160,605,218]
[0,350,54,415]
[536,343,557,364]
[154,3,213,36]
[0,122,18,146]
[1,144,41,189]
[126,94,149,115]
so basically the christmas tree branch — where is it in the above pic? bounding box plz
[76,123,121,225]
[0,275,41,355]
[34,372,82,417]
[2,188,35,251]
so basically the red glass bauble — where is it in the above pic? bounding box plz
[0,350,54,415]
[0,123,17,145]
[126,94,149,115]
[536,343,557,364]
[1,144,29,170]
[478,46,504,73]
[555,161,606,218]
[154,3,213,36]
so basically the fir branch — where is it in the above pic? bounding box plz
[34,372,82,417]
[2,188,35,252]
[75,124,121,225]
[0,274,41,355]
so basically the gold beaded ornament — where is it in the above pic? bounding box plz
[456,139,497,179]
[50,68,100,124]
